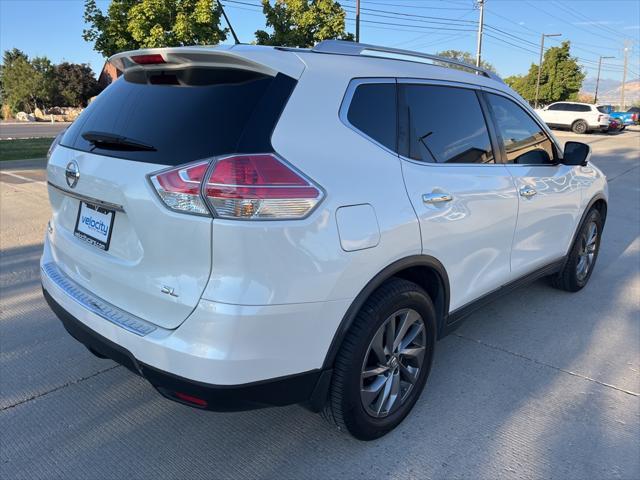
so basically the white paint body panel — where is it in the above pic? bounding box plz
[402,162,518,310]
[46,147,212,330]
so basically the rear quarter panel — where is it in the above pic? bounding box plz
[200,54,423,306]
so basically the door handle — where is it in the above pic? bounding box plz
[519,186,537,198]
[422,192,453,204]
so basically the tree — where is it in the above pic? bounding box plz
[505,41,584,105]
[436,50,496,73]
[0,49,52,113]
[83,0,227,58]
[53,63,100,107]
[255,0,353,47]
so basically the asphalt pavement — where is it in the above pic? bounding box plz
[1,129,639,480]
[0,122,70,139]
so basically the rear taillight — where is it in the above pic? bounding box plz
[204,154,322,220]
[150,160,210,215]
[150,154,323,220]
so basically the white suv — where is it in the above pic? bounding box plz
[42,41,608,440]
[536,101,611,134]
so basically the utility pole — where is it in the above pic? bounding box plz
[594,55,615,104]
[534,33,561,109]
[620,40,630,110]
[475,0,485,67]
[355,0,361,43]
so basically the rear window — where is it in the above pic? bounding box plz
[347,83,397,152]
[61,68,295,165]
[597,106,610,114]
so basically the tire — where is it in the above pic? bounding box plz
[620,125,626,131]
[322,278,437,440]
[552,208,603,292]
[572,120,588,134]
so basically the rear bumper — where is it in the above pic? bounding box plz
[43,287,331,411]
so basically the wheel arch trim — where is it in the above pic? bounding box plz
[564,193,607,262]
[321,255,450,369]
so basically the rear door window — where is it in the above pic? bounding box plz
[346,82,398,152]
[61,68,295,165]
[398,84,495,164]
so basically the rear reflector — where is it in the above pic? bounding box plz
[131,54,166,65]
[204,154,322,219]
[150,154,323,219]
[173,392,208,407]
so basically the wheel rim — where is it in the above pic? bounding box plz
[360,308,427,418]
[576,221,598,281]
[576,122,586,133]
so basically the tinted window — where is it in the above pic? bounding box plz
[597,106,610,114]
[399,85,494,164]
[347,83,397,152]
[487,93,555,164]
[574,104,591,112]
[61,68,295,165]
[547,103,566,111]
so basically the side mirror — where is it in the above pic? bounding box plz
[563,141,590,166]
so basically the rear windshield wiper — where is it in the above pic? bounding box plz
[81,131,156,151]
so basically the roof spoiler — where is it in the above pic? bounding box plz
[108,45,306,79]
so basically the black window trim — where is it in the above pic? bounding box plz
[479,86,564,165]
[396,78,504,168]
[339,77,399,157]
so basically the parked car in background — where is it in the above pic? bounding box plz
[625,106,640,124]
[42,41,608,440]
[599,105,638,130]
[535,102,610,134]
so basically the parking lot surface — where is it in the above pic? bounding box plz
[1,129,639,479]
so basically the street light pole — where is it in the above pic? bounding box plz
[534,33,561,109]
[475,0,485,67]
[594,55,615,104]
[620,41,631,110]
[355,0,361,43]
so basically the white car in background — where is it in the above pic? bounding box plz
[536,101,610,134]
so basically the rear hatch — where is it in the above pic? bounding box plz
[46,47,302,329]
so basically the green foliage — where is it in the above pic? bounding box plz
[0,49,99,113]
[436,50,496,73]
[83,0,227,57]
[255,0,353,47]
[0,49,49,113]
[52,63,100,107]
[505,41,585,105]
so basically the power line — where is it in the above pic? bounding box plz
[341,0,471,10]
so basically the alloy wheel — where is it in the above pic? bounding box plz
[360,308,426,418]
[576,221,598,281]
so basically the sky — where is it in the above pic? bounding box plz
[0,0,639,84]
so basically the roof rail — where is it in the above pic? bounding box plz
[311,40,502,82]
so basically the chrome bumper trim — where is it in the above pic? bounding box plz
[47,182,125,212]
[42,262,156,336]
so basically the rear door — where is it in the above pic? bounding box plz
[483,91,581,277]
[47,62,297,329]
[398,81,518,311]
